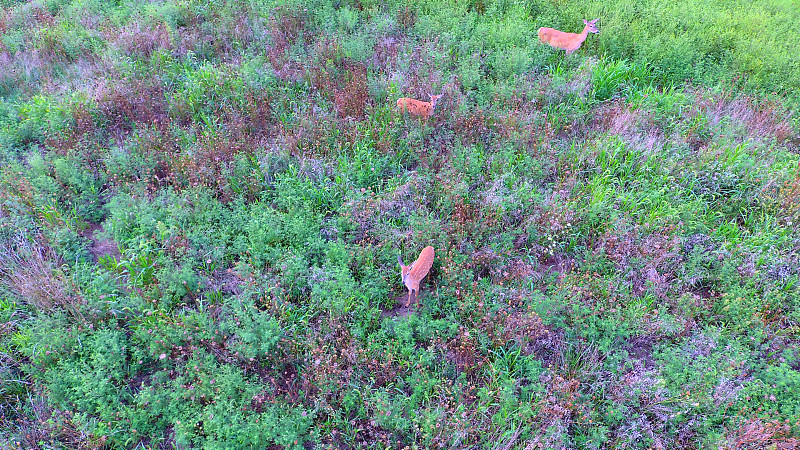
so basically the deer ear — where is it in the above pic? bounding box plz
[584,19,588,24]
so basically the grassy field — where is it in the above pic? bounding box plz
[1,0,800,448]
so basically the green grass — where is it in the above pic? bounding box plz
[1,0,799,448]
[565,0,800,103]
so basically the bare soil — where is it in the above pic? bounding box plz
[82,223,120,262]
[382,292,419,318]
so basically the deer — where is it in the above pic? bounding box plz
[398,246,435,308]
[396,93,443,118]
[538,19,600,55]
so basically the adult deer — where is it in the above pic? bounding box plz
[538,19,600,55]
[396,93,443,118]
[398,246,434,308]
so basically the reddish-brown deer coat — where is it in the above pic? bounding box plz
[398,246,435,308]
[396,94,443,118]
[538,19,600,55]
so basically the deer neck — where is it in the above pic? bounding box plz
[577,25,590,44]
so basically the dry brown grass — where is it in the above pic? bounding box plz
[307,37,343,96]
[0,238,84,321]
[593,100,665,153]
[267,7,310,81]
[703,91,794,144]
[14,395,104,450]
[778,161,800,223]
[372,34,401,71]
[721,417,800,449]
[111,21,171,59]
[173,129,252,203]
[96,78,167,138]
[599,221,682,298]
[334,62,370,120]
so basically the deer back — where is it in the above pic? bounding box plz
[407,246,434,283]
[397,98,434,117]
[538,27,581,50]
[538,19,599,52]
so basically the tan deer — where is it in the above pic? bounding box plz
[398,246,435,308]
[396,93,443,118]
[538,19,600,55]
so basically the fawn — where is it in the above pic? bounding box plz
[396,93,443,118]
[538,19,600,55]
[398,246,435,308]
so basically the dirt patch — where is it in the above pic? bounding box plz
[381,292,419,318]
[209,268,243,296]
[625,336,656,370]
[126,370,155,398]
[694,285,721,300]
[537,256,573,279]
[526,327,566,367]
[81,223,120,262]
[255,361,304,407]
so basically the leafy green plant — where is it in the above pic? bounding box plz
[592,58,654,101]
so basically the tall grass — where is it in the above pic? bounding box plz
[562,0,800,102]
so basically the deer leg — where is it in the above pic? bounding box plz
[407,288,413,308]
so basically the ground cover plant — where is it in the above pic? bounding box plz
[1,0,799,448]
